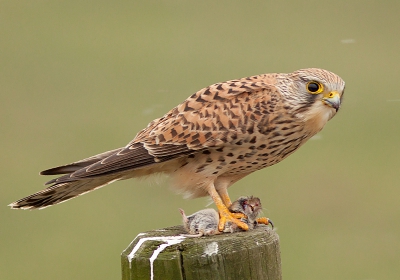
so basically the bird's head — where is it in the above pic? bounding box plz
[277,68,345,132]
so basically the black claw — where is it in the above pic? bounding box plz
[268,219,274,229]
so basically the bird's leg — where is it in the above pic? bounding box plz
[217,187,246,219]
[207,184,249,231]
[218,187,233,207]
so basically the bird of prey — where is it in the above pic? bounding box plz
[9,68,345,231]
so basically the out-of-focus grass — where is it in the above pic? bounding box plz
[1,1,400,279]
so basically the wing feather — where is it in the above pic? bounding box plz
[134,76,279,149]
[40,148,123,175]
[43,75,280,184]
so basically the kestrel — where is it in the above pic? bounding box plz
[9,68,345,231]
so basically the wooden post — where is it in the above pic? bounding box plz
[121,225,281,280]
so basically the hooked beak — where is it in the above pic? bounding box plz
[322,91,341,111]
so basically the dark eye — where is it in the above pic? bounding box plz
[306,81,324,94]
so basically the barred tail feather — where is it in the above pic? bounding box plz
[8,177,120,210]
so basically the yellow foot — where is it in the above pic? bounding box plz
[231,212,246,219]
[218,207,249,231]
[206,184,249,231]
[257,217,274,229]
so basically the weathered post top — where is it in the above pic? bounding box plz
[121,225,281,280]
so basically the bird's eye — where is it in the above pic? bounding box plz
[306,81,324,94]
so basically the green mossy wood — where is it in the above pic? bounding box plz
[121,225,281,280]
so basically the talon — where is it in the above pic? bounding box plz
[218,207,249,231]
[231,212,246,219]
[207,184,249,232]
[257,217,274,229]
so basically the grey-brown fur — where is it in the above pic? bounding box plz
[180,196,265,237]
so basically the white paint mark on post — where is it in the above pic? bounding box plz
[203,241,219,256]
[126,233,146,251]
[149,237,185,280]
[127,234,186,280]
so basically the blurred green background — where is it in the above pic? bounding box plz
[1,1,399,279]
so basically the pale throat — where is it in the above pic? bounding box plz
[298,101,336,136]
